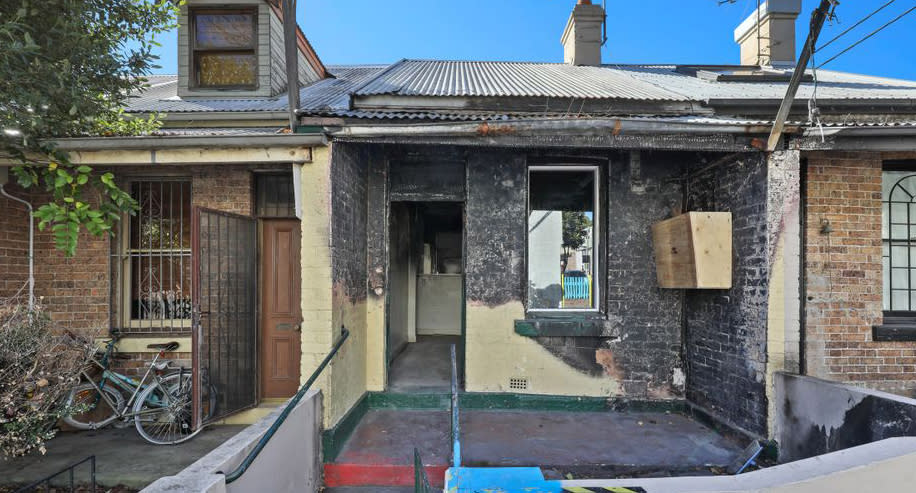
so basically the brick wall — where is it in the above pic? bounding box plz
[0,164,267,374]
[803,152,916,397]
[0,184,32,299]
[685,153,770,437]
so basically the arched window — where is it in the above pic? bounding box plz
[882,171,916,312]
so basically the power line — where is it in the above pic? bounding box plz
[817,0,896,52]
[817,3,916,69]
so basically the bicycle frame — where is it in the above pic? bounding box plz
[79,343,182,420]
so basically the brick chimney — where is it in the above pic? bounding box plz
[734,0,801,66]
[561,0,605,66]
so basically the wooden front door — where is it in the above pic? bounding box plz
[259,219,302,398]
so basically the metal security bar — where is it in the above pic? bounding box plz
[450,344,461,468]
[192,207,258,424]
[414,448,434,493]
[112,179,192,334]
[255,173,296,218]
[14,456,95,493]
[884,173,916,311]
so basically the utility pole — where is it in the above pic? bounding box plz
[282,0,300,132]
[766,0,835,151]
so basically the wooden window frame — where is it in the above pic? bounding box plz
[189,7,259,91]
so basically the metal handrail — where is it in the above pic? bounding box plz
[223,327,350,484]
[14,455,95,493]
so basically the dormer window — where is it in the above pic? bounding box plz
[191,9,258,89]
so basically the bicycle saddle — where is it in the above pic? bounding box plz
[147,341,180,351]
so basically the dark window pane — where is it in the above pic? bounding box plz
[194,13,255,49]
[197,53,257,88]
[256,174,296,217]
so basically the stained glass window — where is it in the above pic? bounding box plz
[191,9,257,89]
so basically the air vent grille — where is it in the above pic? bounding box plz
[509,377,528,390]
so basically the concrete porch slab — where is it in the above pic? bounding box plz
[326,408,744,487]
[0,425,244,490]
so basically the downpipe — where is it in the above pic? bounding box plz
[0,178,35,310]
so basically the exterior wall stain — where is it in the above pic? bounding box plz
[685,153,770,436]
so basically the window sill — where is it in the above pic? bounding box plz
[514,317,618,338]
[872,324,916,342]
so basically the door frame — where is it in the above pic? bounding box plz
[384,200,467,388]
[257,217,303,400]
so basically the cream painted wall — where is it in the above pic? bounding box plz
[465,302,619,396]
[298,146,338,427]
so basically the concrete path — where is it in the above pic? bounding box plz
[335,409,742,472]
[388,336,461,393]
[0,425,244,490]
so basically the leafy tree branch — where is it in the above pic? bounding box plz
[0,0,179,255]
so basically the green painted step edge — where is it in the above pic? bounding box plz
[368,392,686,413]
[322,391,688,462]
[321,392,369,463]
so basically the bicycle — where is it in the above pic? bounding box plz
[62,330,212,445]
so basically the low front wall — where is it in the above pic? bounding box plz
[561,437,916,493]
[142,389,323,493]
[775,372,916,462]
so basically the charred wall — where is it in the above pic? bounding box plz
[685,153,770,436]
[331,143,369,302]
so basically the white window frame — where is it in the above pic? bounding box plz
[526,165,600,313]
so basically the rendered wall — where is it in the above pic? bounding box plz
[326,143,369,427]
[775,373,916,463]
[142,389,323,493]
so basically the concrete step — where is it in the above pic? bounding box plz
[323,463,447,488]
[323,487,415,493]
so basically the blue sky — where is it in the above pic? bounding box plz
[150,0,916,80]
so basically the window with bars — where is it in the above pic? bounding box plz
[882,169,916,314]
[113,179,192,333]
[255,173,296,218]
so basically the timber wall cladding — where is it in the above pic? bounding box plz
[804,152,916,398]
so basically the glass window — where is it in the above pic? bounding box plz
[117,180,192,331]
[255,173,296,218]
[528,167,598,311]
[883,170,916,312]
[191,9,257,89]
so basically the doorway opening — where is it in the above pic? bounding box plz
[256,173,302,399]
[387,201,464,393]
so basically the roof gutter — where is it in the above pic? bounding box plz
[328,117,779,139]
[52,133,327,151]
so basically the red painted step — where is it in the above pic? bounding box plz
[323,463,448,488]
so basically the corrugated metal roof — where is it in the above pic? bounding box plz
[353,60,687,100]
[606,64,916,101]
[126,65,388,114]
[128,62,916,130]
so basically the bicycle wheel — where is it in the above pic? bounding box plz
[132,373,199,445]
[62,382,125,430]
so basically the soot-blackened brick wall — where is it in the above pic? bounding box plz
[331,143,369,301]
[465,150,527,307]
[603,152,686,398]
[685,153,770,436]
